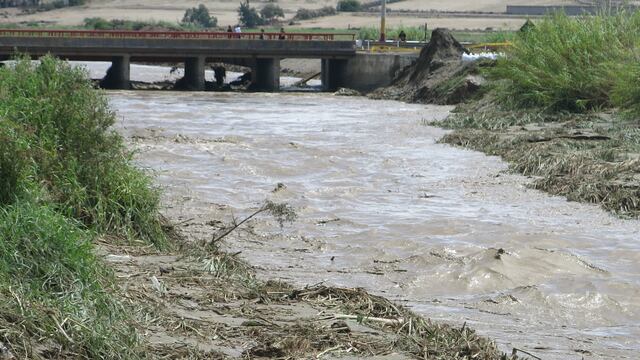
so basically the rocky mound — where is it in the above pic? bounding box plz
[370,28,486,105]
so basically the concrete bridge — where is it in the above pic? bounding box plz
[0,29,363,91]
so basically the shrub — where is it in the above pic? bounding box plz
[260,3,284,23]
[0,56,166,245]
[489,11,640,112]
[182,4,218,28]
[238,0,264,27]
[611,62,640,117]
[337,0,361,12]
[83,16,113,30]
[83,17,189,31]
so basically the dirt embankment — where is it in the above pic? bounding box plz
[370,28,485,105]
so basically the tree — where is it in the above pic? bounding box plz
[182,4,218,28]
[336,0,361,12]
[260,3,284,23]
[238,1,264,27]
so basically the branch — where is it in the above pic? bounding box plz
[208,206,268,246]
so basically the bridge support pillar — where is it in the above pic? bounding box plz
[100,55,130,90]
[252,58,280,91]
[321,58,347,92]
[182,56,206,91]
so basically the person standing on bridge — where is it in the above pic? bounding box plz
[278,27,286,40]
[234,25,242,39]
[227,25,233,39]
[259,28,265,40]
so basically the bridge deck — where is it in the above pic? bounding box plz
[0,29,356,61]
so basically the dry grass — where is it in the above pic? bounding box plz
[290,286,513,359]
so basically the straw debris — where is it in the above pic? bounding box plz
[436,99,640,218]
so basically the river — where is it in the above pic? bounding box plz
[109,90,639,359]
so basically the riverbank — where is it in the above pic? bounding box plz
[0,56,166,359]
[0,58,515,358]
[102,232,508,359]
[436,101,640,218]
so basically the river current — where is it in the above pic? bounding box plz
[108,90,639,359]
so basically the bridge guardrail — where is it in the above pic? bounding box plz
[0,29,355,41]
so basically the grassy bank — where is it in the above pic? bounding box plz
[437,12,640,218]
[0,56,167,358]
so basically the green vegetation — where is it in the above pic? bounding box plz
[337,0,361,12]
[237,1,287,28]
[0,56,166,244]
[358,26,426,41]
[238,0,265,27]
[489,11,640,113]
[0,56,168,357]
[182,4,218,28]
[357,26,515,42]
[0,202,140,358]
[260,3,285,23]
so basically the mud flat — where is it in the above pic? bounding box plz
[110,91,640,359]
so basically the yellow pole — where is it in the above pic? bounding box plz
[379,0,386,42]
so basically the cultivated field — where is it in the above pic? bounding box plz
[0,0,601,30]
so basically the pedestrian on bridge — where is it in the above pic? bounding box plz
[278,27,286,40]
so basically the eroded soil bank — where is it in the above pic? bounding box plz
[111,91,640,359]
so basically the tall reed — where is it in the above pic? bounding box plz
[490,11,640,113]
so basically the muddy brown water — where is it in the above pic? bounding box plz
[110,91,640,359]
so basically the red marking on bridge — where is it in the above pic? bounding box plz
[0,29,355,41]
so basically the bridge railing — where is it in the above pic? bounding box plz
[0,29,355,41]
